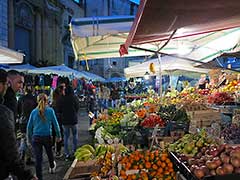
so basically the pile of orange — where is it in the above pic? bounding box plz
[119,150,176,180]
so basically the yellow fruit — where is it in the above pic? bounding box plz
[149,62,156,74]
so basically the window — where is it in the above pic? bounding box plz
[68,56,74,68]
[68,16,72,24]
[74,0,82,4]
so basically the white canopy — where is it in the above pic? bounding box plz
[124,56,210,78]
[81,71,106,82]
[0,46,24,64]
[129,27,240,63]
[28,65,88,79]
[70,15,152,60]
[28,65,105,81]
[9,63,37,72]
[71,15,240,65]
[105,77,127,82]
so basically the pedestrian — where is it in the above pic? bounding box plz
[87,85,98,125]
[18,85,37,165]
[110,85,120,108]
[98,84,110,113]
[4,70,24,129]
[0,69,37,180]
[57,85,80,160]
[27,93,61,180]
[51,86,65,158]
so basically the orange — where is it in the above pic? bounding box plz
[152,164,158,170]
[165,158,171,164]
[145,162,151,169]
[161,162,166,168]
[120,170,126,176]
[157,167,163,174]
[157,160,161,166]
[168,162,173,168]
[161,155,167,161]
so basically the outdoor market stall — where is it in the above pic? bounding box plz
[0,45,24,64]
[64,1,240,179]
[27,64,105,82]
[70,15,153,62]
[120,0,240,58]
[8,63,37,72]
[124,56,210,78]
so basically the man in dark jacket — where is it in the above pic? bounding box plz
[0,69,37,180]
[57,85,80,160]
[4,70,24,128]
[18,85,37,164]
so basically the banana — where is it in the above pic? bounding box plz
[107,145,115,153]
[95,145,102,156]
[96,145,107,158]
[76,152,93,161]
[149,62,156,74]
[80,144,95,154]
[75,148,92,155]
[75,149,92,159]
[119,144,129,153]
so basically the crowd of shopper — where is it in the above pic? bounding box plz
[0,69,37,180]
[0,68,149,180]
[0,69,83,180]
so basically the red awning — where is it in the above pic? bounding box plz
[120,0,240,56]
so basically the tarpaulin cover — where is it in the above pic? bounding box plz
[124,56,210,78]
[120,0,240,62]
[70,16,153,60]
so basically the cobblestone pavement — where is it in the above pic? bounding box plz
[26,108,92,180]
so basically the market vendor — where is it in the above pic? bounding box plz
[198,74,209,89]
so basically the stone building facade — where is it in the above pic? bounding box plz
[0,0,8,47]
[81,0,139,78]
[85,0,138,16]
[8,0,84,66]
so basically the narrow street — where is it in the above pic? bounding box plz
[27,107,92,180]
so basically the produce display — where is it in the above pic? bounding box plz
[208,92,234,105]
[140,113,165,128]
[75,144,129,161]
[71,75,240,180]
[119,150,176,180]
[182,144,240,179]
[221,124,240,144]
[158,104,189,123]
[168,129,215,157]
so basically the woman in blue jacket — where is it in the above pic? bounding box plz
[27,93,61,180]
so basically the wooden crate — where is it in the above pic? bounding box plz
[182,103,208,111]
[187,109,221,134]
[64,159,100,180]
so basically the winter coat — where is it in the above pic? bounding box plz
[110,89,120,100]
[98,87,110,100]
[18,93,37,133]
[0,104,34,180]
[18,93,37,119]
[57,94,80,125]
[4,87,18,120]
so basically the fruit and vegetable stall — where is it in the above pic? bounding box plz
[64,78,240,180]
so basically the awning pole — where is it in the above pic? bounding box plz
[129,45,204,64]
[157,53,162,97]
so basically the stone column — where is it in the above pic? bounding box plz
[35,11,42,62]
[8,0,14,48]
